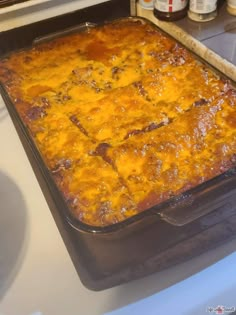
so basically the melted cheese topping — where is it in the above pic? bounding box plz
[0,20,235,226]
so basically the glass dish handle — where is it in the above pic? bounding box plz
[156,169,236,226]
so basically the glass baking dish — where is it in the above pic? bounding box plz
[0,8,236,290]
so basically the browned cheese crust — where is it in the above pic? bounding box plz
[0,20,235,226]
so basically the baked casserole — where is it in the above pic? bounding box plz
[0,19,235,226]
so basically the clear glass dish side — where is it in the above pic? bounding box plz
[0,16,236,234]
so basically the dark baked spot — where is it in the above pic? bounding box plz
[124,129,143,140]
[193,98,209,107]
[26,106,46,120]
[111,66,124,79]
[23,56,33,64]
[124,120,172,140]
[51,158,72,173]
[90,143,114,166]
[132,81,147,96]
[93,142,111,156]
[70,115,89,136]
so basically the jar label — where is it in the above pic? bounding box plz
[139,0,154,9]
[227,0,236,7]
[189,0,217,13]
[154,0,188,12]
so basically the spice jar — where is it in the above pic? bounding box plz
[138,0,154,10]
[188,0,217,22]
[154,0,188,21]
[227,0,236,15]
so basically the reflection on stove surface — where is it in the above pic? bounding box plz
[0,171,28,300]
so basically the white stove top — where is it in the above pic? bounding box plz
[0,2,236,314]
